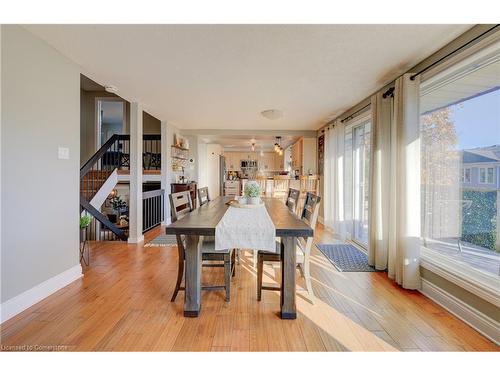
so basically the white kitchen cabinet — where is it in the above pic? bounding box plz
[225,152,241,171]
[224,180,240,196]
[290,137,317,175]
[274,153,284,170]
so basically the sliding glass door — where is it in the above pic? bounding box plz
[353,122,371,246]
[344,115,371,247]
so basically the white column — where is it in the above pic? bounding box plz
[128,102,144,243]
[161,120,170,225]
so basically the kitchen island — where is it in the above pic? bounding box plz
[224,176,309,197]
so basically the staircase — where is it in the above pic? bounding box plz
[80,133,164,242]
[80,134,130,241]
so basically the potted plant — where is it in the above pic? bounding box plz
[80,214,92,266]
[80,214,92,239]
[244,180,262,205]
[110,195,127,222]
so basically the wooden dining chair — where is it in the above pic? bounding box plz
[272,175,290,202]
[286,188,300,213]
[256,176,267,196]
[197,186,210,207]
[298,175,319,213]
[257,192,321,303]
[169,191,235,302]
[252,187,300,268]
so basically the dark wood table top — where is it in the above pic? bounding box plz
[166,196,313,237]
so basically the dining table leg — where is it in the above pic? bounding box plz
[280,236,297,319]
[184,234,202,317]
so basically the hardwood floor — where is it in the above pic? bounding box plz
[0,224,497,351]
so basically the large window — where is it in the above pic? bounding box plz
[461,168,471,183]
[420,42,500,278]
[344,115,371,247]
[479,167,495,184]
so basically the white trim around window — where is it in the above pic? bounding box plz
[479,167,495,184]
[461,167,471,183]
[420,246,500,308]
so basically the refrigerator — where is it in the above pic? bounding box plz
[219,155,226,197]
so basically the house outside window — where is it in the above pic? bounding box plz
[461,168,471,183]
[479,167,495,184]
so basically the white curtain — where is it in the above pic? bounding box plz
[368,73,421,289]
[368,91,392,270]
[323,119,346,240]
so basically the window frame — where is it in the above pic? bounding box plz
[487,167,494,184]
[461,167,471,183]
[479,167,495,184]
[343,111,372,250]
[419,38,500,300]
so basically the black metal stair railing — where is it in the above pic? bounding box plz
[80,134,162,242]
[142,189,165,233]
[80,134,130,241]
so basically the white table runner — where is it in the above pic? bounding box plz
[215,205,276,252]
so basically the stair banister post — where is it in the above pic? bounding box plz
[128,102,144,243]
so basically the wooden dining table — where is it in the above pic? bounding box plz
[165,196,314,319]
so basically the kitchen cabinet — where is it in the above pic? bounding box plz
[274,153,284,170]
[224,180,240,196]
[259,152,275,170]
[225,152,241,171]
[226,151,284,171]
[290,137,317,175]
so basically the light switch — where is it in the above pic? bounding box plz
[58,147,69,160]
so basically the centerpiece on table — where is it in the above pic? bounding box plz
[243,180,262,205]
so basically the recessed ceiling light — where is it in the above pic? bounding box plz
[261,109,283,120]
[104,85,118,94]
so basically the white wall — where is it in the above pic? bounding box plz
[184,135,198,183]
[206,144,223,198]
[163,123,179,221]
[197,142,208,189]
[1,26,81,311]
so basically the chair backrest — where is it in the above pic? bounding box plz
[286,188,300,212]
[273,175,290,194]
[300,175,319,194]
[169,191,193,223]
[256,177,267,193]
[300,192,321,231]
[198,187,210,207]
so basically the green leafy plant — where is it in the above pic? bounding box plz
[461,190,497,252]
[80,215,92,229]
[110,195,127,217]
[244,181,261,198]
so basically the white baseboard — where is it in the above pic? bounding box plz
[0,264,83,324]
[128,235,144,243]
[420,279,500,345]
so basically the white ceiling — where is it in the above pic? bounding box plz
[25,24,472,130]
[199,134,300,151]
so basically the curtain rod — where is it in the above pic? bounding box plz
[340,103,370,123]
[410,24,499,81]
[382,87,394,98]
